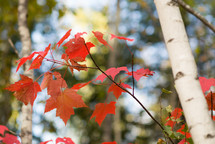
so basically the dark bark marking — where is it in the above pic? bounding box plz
[186,97,194,102]
[167,38,174,43]
[206,134,215,138]
[174,71,184,80]
[167,1,178,6]
[195,75,199,80]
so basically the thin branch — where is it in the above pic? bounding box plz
[211,91,213,119]
[84,43,174,144]
[173,0,215,33]
[0,129,21,138]
[131,54,135,96]
[8,38,20,58]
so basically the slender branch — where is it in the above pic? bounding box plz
[173,0,215,33]
[131,54,135,96]
[84,43,174,144]
[0,130,21,138]
[8,38,20,57]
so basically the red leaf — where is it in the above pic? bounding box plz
[199,77,215,93]
[16,52,36,72]
[40,140,53,144]
[126,68,154,81]
[56,137,75,144]
[90,102,116,126]
[5,75,41,106]
[110,33,134,41]
[177,124,191,138]
[75,32,87,38]
[0,125,21,144]
[165,108,182,128]
[92,31,113,50]
[102,142,117,144]
[96,67,128,82]
[28,44,51,70]
[205,92,215,110]
[64,37,95,62]
[45,88,87,125]
[41,72,67,98]
[178,139,190,144]
[57,29,72,47]
[71,81,91,91]
[108,83,131,99]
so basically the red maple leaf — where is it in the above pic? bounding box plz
[28,44,51,70]
[178,139,190,144]
[126,68,154,81]
[56,29,72,47]
[165,108,182,128]
[90,102,116,126]
[45,88,87,125]
[108,82,131,99]
[71,81,91,91]
[5,75,41,106]
[110,33,134,41]
[56,137,75,144]
[16,44,51,72]
[75,32,87,38]
[102,142,117,144]
[63,37,95,62]
[92,31,113,50]
[0,125,21,144]
[40,140,53,144]
[205,92,215,110]
[41,72,67,98]
[199,77,215,93]
[61,53,87,74]
[96,67,128,82]
[177,124,191,138]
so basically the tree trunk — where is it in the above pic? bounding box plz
[154,0,215,143]
[18,0,33,143]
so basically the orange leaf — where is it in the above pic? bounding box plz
[5,75,41,106]
[45,88,87,125]
[108,83,131,99]
[126,68,154,81]
[71,81,91,91]
[90,102,116,126]
[110,33,134,41]
[205,92,215,110]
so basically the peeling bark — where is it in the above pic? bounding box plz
[18,0,33,143]
[154,0,215,143]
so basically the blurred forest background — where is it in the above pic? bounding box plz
[0,0,215,143]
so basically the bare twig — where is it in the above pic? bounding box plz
[8,38,20,57]
[0,129,21,138]
[173,0,215,33]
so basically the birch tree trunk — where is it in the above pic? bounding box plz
[18,0,33,143]
[154,0,215,143]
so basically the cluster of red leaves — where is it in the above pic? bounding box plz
[0,125,20,144]
[165,108,191,144]
[5,29,154,128]
[41,137,75,144]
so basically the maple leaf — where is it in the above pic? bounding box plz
[28,44,51,70]
[0,125,21,144]
[64,37,95,62]
[56,137,75,144]
[96,67,129,82]
[110,33,134,41]
[199,77,215,93]
[178,139,190,144]
[16,44,51,72]
[205,92,215,110]
[102,142,117,144]
[126,68,154,81]
[41,72,67,98]
[5,75,41,106]
[56,29,72,47]
[92,31,113,50]
[90,102,116,126]
[108,82,131,99]
[165,108,182,129]
[61,53,87,74]
[71,81,91,91]
[75,32,87,38]
[45,88,87,125]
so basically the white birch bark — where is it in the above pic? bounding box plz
[154,0,215,143]
[18,0,33,143]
